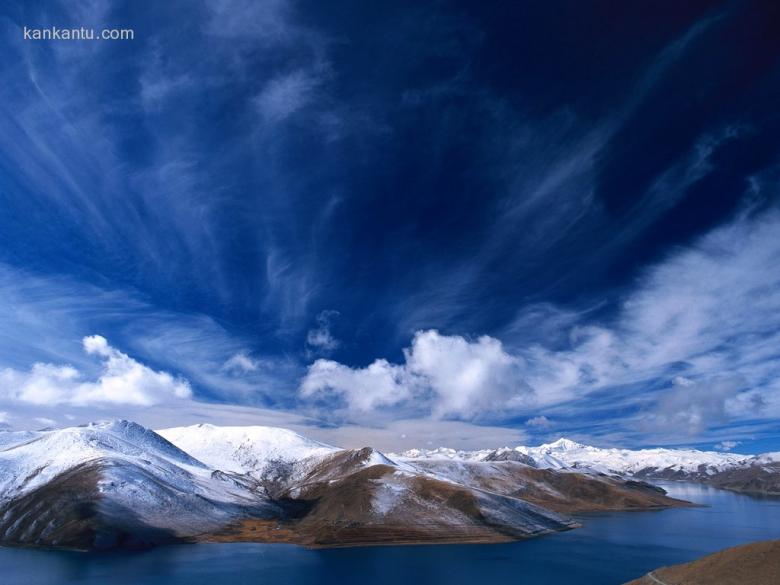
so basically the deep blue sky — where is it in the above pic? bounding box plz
[0,0,779,452]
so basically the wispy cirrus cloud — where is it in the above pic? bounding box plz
[204,0,295,43]
[381,14,723,340]
[0,0,340,338]
[254,68,322,124]
[300,206,780,441]
[222,352,261,374]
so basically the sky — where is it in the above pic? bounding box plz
[0,0,779,453]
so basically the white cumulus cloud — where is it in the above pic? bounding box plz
[642,377,748,435]
[300,330,532,420]
[715,440,741,451]
[300,358,411,412]
[405,330,531,419]
[526,415,552,429]
[0,335,191,407]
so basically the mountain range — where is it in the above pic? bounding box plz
[0,421,775,551]
[392,438,780,496]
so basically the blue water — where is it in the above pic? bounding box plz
[2,482,778,585]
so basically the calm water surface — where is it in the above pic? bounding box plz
[2,482,778,585]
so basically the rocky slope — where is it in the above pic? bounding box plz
[706,455,780,496]
[211,448,577,547]
[404,459,687,514]
[625,540,780,585]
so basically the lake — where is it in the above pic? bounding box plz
[2,482,779,585]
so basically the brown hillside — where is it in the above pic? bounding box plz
[625,540,780,585]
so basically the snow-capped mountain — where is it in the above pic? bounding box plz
[0,420,207,501]
[157,424,340,479]
[0,421,278,549]
[393,437,751,474]
[519,438,753,477]
[392,437,779,493]
[0,421,690,551]
[754,452,780,465]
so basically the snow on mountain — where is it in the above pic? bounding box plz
[0,420,285,548]
[523,440,751,476]
[392,437,758,478]
[0,421,704,550]
[0,430,37,451]
[0,420,279,516]
[157,423,340,479]
[395,447,497,462]
[0,420,210,501]
[362,447,400,467]
[274,449,579,545]
[755,452,780,465]
[540,438,584,452]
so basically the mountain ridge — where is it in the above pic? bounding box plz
[0,421,701,550]
[391,436,780,495]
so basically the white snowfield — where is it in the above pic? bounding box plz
[755,452,780,465]
[157,423,340,479]
[0,421,201,500]
[391,437,762,477]
[0,420,272,515]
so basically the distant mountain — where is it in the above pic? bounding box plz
[392,438,780,496]
[707,459,780,496]
[400,458,685,516]
[0,421,688,550]
[625,539,780,585]
[157,424,340,490]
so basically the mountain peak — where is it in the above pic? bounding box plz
[156,423,339,477]
[545,438,584,451]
